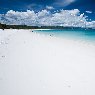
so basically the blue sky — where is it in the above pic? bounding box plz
[0,0,95,12]
[0,0,95,20]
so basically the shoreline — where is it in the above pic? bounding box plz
[33,29,53,30]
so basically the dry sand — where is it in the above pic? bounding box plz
[0,29,95,95]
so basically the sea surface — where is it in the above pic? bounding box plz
[34,29,95,42]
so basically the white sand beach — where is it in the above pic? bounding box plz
[0,29,95,95]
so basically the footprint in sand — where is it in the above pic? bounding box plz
[1,56,5,58]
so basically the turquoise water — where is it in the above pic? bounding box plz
[34,29,95,42]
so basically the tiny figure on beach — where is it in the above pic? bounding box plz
[30,30,33,32]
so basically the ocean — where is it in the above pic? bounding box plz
[34,29,95,42]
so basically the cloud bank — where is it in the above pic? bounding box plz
[0,9,95,28]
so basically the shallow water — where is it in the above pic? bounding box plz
[34,29,95,42]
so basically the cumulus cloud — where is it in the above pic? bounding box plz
[0,9,95,28]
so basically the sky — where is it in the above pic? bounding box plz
[0,0,95,27]
[0,0,95,14]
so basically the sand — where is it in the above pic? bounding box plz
[0,29,95,95]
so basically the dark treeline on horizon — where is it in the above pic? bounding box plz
[0,23,94,30]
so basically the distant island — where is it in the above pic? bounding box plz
[0,23,94,30]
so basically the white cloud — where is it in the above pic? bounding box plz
[63,0,75,6]
[0,9,95,28]
[27,4,37,9]
[54,0,76,7]
[46,6,54,10]
[86,11,92,14]
[37,10,50,17]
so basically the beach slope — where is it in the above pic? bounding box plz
[0,29,95,95]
